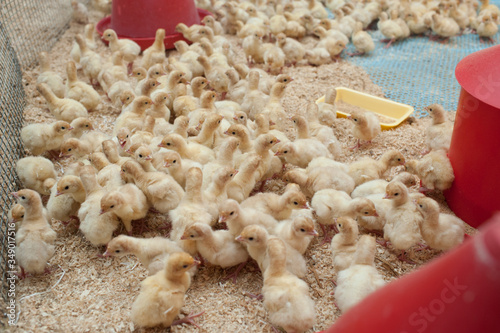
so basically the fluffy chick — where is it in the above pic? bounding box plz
[274,215,318,254]
[348,109,381,149]
[131,252,200,328]
[405,150,454,192]
[275,139,332,168]
[348,150,406,186]
[415,197,465,251]
[424,104,453,153]
[218,199,278,237]
[262,238,316,333]
[103,235,185,275]
[13,189,56,277]
[181,223,249,268]
[330,217,359,272]
[351,172,417,198]
[37,83,88,122]
[335,235,386,313]
[99,183,149,234]
[21,120,72,156]
[158,133,215,165]
[16,156,57,196]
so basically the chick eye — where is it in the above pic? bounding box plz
[173,160,176,163]
[62,126,66,130]
[300,228,305,232]
[126,135,129,138]
[419,204,423,208]
[270,140,274,144]
[167,142,171,146]
[284,150,288,153]
[21,196,26,200]
[293,201,298,205]
[249,237,254,241]
[232,132,236,135]
[395,193,399,196]
[110,205,114,208]
[139,154,143,158]
[429,108,433,112]
[190,235,194,238]
[240,116,244,119]
[230,211,234,215]
[183,264,188,268]
[397,158,401,161]
[115,250,120,253]
[354,119,358,122]
[156,72,159,75]
[338,223,342,228]
[65,186,69,190]
[85,125,89,127]
[364,211,369,214]
[218,120,221,124]
[68,148,72,151]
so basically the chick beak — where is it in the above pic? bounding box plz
[99,209,106,215]
[275,139,281,144]
[289,78,294,82]
[68,126,74,130]
[59,152,65,158]
[235,235,244,242]
[157,143,165,148]
[218,214,228,223]
[164,162,171,168]
[55,191,64,197]
[347,115,352,120]
[193,259,201,266]
[145,156,152,161]
[274,151,282,156]
[102,251,111,257]
[119,140,127,147]
[180,234,188,240]
[11,192,19,199]
[301,203,309,209]
[400,161,406,165]
[269,120,276,126]
[383,194,391,199]
[332,223,339,234]
[233,116,239,121]
[372,211,379,217]
[308,230,319,236]
[223,130,229,135]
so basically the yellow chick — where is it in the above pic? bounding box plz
[99,184,149,234]
[264,41,286,74]
[348,149,406,186]
[236,225,307,278]
[261,82,288,130]
[16,156,57,195]
[102,29,141,72]
[241,70,270,120]
[78,166,121,246]
[8,203,25,224]
[21,120,73,156]
[67,117,93,139]
[181,223,249,269]
[424,103,453,153]
[351,172,417,198]
[37,83,88,122]
[103,235,185,275]
[131,145,156,172]
[330,217,359,273]
[13,189,57,278]
[313,26,347,59]
[415,197,465,251]
[121,160,184,214]
[71,0,88,24]
[274,215,318,254]
[74,34,102,86]
[274,138,332,168]
[218,199,278,238]
[88,152,124,190]
[198,55,230,99]
[383,181,423,263]
[335,235,386,313]
[294,110,341,158]
[241,184,309,221]
[350,21,375,56]
[162,151,202,189]
[313,189,376,242]
[141,28,166,70]
[169,167,214,255]
[46,176,81,225]
[405,11,429,35]
[56,175,86,204]
[348,108,381,149]
[405,150,455,192]
[378,11,407,47]
[59,130,109,159]
[37,51,65,98]
[425,12,460,42]
[71,23,96,65]
[203,166,237,209]
[275,33,305,66]
[226,156,261,203]
[65,61,100,111]
[114,96,154,136]
[188,114,224,149]
[262,238,316,333]
[305,47,332,66]
[130,252,201,328]
[158,133,215,165]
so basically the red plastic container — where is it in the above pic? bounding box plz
[444,44,500,228]
[320,213,500,333]
[95,0,211,50]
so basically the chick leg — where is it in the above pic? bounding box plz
[376,239,390,247]
[127,62,134,75]
[382,38,396,48]
[319,224,333,244]
[245,292,264,300]
[171,311,205,328]
[348,51,364,57]
[398,250,416,265]
[222,260,248,284]
[15,266,30,280]
[349,139,361,150]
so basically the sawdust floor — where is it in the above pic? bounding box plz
[9,11,476,333]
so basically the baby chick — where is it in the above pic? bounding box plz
[37,51,65,98]
[103,235,185,275]
[158,133,215,165]
[181,223,249,271]
[262,238,316,333]
[121,160,184,214]
[274,215,318,254]
[13,189,57,278]
[130,252,201,328]
[37,83,88,122]
[415,197,465,251]
[330,217,359,273]
[102,29,141,72]
[219,199,278,237]
[226,156,261,203]
[348,150,406,186]
[283,166,354,198]
[405,150,455,192]
[65,61,100,111]
[241,184,309,221]
[383,181,423,263]
[351,172,417,198]
[236,225,307,278]
[274,138,332,168]
[349,21,375,56]
[335,235,386,313]
[100,183,149,234]
[141,28,166,70]
[423,103,453,154]
[16,156,57,196]
[348,109,381,149]
[21,120,73,156]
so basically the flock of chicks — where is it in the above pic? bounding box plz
[9,0,475,331]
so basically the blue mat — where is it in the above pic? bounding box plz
[336,3,500,118]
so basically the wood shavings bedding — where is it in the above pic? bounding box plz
[8,9,476,333]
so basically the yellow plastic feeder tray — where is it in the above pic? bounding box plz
[315,87,414,130]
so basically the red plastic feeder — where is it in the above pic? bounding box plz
[96,0,211,50]
[320,213,500,333]
[444,44,500,228]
